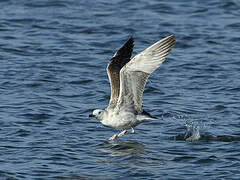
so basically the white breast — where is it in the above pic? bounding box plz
[101,109,138,130]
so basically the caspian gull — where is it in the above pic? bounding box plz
[89,35,175,141]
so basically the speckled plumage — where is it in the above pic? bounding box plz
[89,35,175,140]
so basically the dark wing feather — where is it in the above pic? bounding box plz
[107,37,134,109]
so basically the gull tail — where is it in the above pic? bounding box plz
[137,110,158,122]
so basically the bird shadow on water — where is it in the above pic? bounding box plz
[96,140,146,156]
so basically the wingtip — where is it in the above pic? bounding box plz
[168,34,176,41]
[156,34,176,46]
[162,34,176,47]
[126,36,134,46]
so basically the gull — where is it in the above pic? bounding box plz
[89,35,175,141]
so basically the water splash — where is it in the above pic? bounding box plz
[184,123,201,141]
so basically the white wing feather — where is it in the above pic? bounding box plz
[117,35,175,113]
[127,35,175,74]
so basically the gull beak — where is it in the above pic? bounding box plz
[89,114,94,118]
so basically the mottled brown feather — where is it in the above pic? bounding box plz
[107,37,134,108]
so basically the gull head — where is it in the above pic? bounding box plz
[89,109,106,121]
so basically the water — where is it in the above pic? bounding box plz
[0,0,240,179]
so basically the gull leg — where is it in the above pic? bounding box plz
[117,130,127,138]
[108,133,118,141]
[108,130,128,141]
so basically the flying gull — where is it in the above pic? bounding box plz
[89,35,175,140]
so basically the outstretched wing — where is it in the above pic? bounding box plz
[117,35,175,113]
[107,37,134,109]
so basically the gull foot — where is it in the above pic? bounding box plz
[130,127,135,134]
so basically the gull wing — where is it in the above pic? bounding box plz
[106,37,134,109]
[117,35,175,113]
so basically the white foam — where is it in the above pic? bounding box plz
[184,123,201,141]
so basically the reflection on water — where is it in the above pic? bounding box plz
[95,140,165,173]
[96,140,146,156]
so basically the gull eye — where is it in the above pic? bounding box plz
[98,111,101,115]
